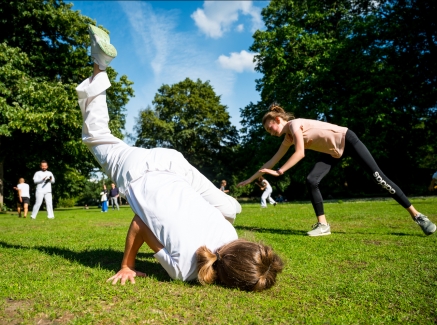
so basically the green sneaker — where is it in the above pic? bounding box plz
[88,24,117,70]
[414,213,436,236]
[307,223,331,236]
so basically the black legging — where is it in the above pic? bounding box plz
[306,130,411,217]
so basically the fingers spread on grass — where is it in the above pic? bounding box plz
[107,268,147,285]
[120,275,134,285]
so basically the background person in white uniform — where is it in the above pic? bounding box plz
[256,176,276,208]
[79,25,283,291]
[31,160,55,219]
[13,178,30,218]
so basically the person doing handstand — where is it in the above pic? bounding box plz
[238,103,436,237]
[78,25,283,291]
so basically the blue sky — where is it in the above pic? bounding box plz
[70,1,269,139]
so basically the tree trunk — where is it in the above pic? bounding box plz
[0,159,4,207]
[0,135,4,208]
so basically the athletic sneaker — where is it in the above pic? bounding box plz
[88,24,117,70]
[414,213,436,236]
[307,223,331,236]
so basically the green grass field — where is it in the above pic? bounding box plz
[1,197,436,324]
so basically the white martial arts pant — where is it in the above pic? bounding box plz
[31,192,54,219]
[261,188,276,207]
[76,72,241,222]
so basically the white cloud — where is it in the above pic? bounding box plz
[191,1,262,39]
[218,50,257,73]
[119,2,237,100]
[236,24,244,32]
[118,3,178,76]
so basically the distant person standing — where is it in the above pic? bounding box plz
[100,184,108,212]
[429,171,437,192]
[219,180,229,194]
[256,176,276,208]
[109,183,120,210]
[31,160,55,219]
[13,178,30,218]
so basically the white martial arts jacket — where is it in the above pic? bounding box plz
[33,170,55,193]
[76,73,239,281]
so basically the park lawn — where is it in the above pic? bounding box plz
[0,197,436,324]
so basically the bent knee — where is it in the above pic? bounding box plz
[306,175,319,189]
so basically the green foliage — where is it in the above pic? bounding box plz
[57,197,77,208]
[229,173,255,198]
[135,78,239,181]
[0,203,7,212]
[0,0,134,204]
[0,198,436,323]
[77,174,116,207]
[239,0,437,197]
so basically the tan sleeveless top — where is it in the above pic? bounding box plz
[282,119,348,158]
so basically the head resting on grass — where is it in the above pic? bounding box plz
[196,239,283,291]
[262,102,295,126]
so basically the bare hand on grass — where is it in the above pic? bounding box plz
[107,267,146,285]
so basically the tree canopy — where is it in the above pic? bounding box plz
[239,0,437,198]
[0,0,134,205]
[134,78,239,182]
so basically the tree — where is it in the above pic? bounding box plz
[0,0,134,206]
[240,0,437,198]
[134,78,239,182]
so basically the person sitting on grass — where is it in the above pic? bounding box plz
[77,25,283,291]
[238,103,436,237]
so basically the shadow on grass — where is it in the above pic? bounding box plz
[234,225,307,236]
[318,230,422,237]
[234,226,422,237]
[0,241,171,282]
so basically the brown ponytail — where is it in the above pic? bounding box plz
[262,102,295,126]
[196,239,283,292]
[196,246,219,285]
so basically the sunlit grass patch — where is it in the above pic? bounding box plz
[1,198,436,324]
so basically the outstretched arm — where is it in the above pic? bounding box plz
[238,144,290,187]
[107,215,164,285]
[260,124,305,177]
